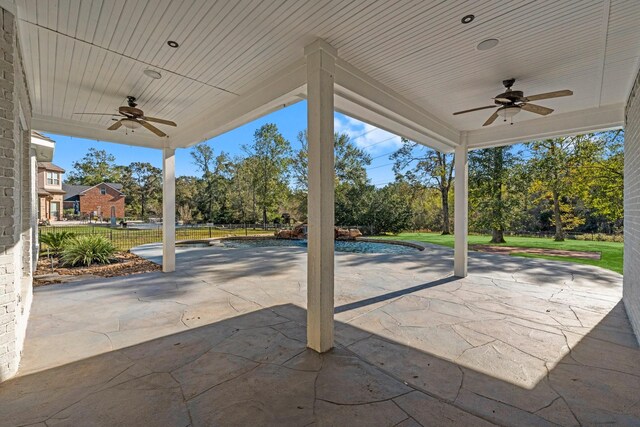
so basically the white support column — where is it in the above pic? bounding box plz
[454,133,468,278]
[162,147,176,273]
[305,40,336,353]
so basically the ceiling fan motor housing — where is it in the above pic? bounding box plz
[119,106,144,118]
[495,90,524,105]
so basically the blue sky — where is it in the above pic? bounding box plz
[45,100,406,186]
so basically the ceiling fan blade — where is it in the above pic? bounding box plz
[483,110,499,126]
[524,90,573,102]
[107,120,123,130]
[521,103,554,116]
[453,105,496,115]
[73,112,120,116]
[142,116,177,127]
[140,120,167,137]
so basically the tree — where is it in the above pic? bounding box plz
[121,162,162,220]
[292,131,372,190]
[391,139,454,234]
[292,131,372,221]
[366,182,414,234]
[526,135,602,241]
[191,143,215,175]
[242,124,292,227]
[191,143,233,222]
[572,130,624,230]
[66,148,121,185]
[469,146,520,243]
[176,176,200,223]
[408,185,444,232]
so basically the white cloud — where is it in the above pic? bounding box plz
[334,115,402,154]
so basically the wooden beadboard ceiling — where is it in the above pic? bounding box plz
[15,0,640,135]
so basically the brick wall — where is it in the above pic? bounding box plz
[79,184,125,219]
[624,67,640,342]
[0,6,33,381]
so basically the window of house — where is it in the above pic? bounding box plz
[100,187,107,195]
[46,172,59,185]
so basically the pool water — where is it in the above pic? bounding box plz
[221,238,419,254]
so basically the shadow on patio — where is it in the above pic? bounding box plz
[1,301,638,426]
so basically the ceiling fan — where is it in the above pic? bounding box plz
[74,96,177,137]
[452,79,573,126]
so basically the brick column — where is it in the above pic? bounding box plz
[0,6,33,381]
[624,68,640,343]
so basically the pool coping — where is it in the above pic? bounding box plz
[174,236,425,251]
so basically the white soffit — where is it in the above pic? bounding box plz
[15,0,640,150]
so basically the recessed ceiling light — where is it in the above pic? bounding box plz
[477,38,499,51]
[143,69,162,79]
[167,40,179,48]
[461,14,475,24]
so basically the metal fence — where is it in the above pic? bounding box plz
[38,224,276,251]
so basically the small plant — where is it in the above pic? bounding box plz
[39,231,75,255]
[61,235,116,267]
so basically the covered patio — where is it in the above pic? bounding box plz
[1,0,640,425]
[2,244,636,425]
[14,0,638,352]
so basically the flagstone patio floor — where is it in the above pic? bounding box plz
[0,243,637,426]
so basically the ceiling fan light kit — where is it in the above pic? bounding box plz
[121,118,142,129]
[453,79,573,126]
[500,105,521,125]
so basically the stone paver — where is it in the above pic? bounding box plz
[0,242,637,426]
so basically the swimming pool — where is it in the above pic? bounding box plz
[219,238,421,254]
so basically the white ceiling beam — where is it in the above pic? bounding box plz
[32,115,165,149]
[334,58,459,150]
[465,103,625,149]
[334,89,455,153]
[169,59,307,149]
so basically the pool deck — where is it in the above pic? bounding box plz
[1,243,638,426]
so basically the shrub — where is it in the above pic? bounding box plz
[61,235,116,267]
[39,231,75,254]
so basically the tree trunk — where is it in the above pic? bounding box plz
[552,190,564,241]
[252,190,257,224]
[490,156,506,244]
[262,206,267,230]
[441,188,450,235]
[491,229,506,244]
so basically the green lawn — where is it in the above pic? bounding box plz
[376,232,623,274]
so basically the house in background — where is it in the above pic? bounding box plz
[36,162,65,221]
[62,183,125,221]
[33,131,66,223]
[31,131,64,224]
[38,162,64,221]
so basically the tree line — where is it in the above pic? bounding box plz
[66,124,623,241]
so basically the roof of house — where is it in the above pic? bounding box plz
[62,183,124,200]
[31,131,55,144]
[37,162,65,173]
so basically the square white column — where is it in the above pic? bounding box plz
[454,134,468,278]
[305,40,336,353]
[162,147,176,273]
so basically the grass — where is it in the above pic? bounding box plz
[39,225,270,252]
[376,232,623,274]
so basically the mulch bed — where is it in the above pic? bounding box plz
[34,252,161,286]
[470,244,601,260]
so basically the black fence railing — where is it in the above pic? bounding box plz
[38,224,276,251]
